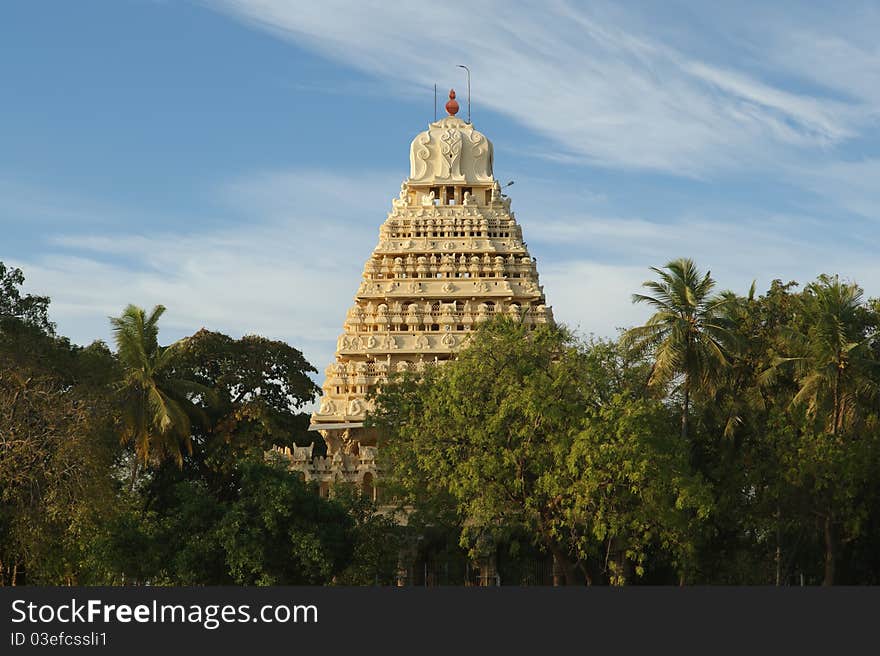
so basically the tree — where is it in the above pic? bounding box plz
[0,275,120,585]
[216,457,353,585]
[372,319,710,585]
[372,320,587,582]
[167,329,320,484]
[764,275,880,585]
[111,304,212,478]
[782,275,879,437]
[0,261,54,334]
[621,258,736,443]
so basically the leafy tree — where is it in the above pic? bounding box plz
[0,261,54,334]
[0,269,121,584]
[329,484,403,585]
[566,391,711,585]
[216,457,353,585]
[168,329,320,484]
[373,320,588,582]
[372,319,710,585]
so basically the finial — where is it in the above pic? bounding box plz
[445,89,459,116]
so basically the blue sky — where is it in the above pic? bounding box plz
[3,0,880,375]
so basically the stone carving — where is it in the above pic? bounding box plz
[441,333,457,347]
[348,399,364,416]
[411,131,432,181]
[463,190,475,205]
[408,116,494,184]
[420,190,435,206]
[317,399,336,415]
[440,128,463,178]
[366,335,378,349]
[491,180,502,204]
[407,281,423,294]
[442,282,456,293]
[392,181,408,208]
[414,335,429,350]
[385,335,399,349]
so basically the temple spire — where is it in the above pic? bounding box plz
[293,110,553,489]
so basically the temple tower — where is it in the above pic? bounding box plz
[287,91,553,491]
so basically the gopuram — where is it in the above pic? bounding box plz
[281,90,553,494]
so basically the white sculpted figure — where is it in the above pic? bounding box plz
[491,180,502,204]
[348,399,364,416]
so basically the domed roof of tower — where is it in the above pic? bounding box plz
[408,89,495,185]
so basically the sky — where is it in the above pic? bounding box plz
[2,0,880,378]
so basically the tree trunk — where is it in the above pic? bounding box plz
[129,457,140,492]
[681,377,690,442]
[832,365,841,436]
[549,546,582,586]
[823,515,836,586]
[775,505,782,586]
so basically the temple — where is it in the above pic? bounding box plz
[281,91,553,494]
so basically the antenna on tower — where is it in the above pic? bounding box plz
[457,65,471,124]
[434,84,437,121]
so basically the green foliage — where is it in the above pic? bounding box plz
[566,393,711,584]
[0,261,54,334]
[372,318,711,584]
[168,329,320,481]
[1,263,122,584]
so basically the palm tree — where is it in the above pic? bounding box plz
[621,258,736,442]
[781,275,879,437]
[111,304,210,483]
[764,275,879,585]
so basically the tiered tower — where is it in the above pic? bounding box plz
[284,91,553,494]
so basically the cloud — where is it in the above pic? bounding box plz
[540,260,650,338]
[11,169,403,377]
[786,158,880,221]
[206,0,878,175]
[12,164,880,375]
[528,207,880,296]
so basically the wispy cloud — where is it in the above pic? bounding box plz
[206,0,879,175]
[11,169,401,374]
[7,163,880,407]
